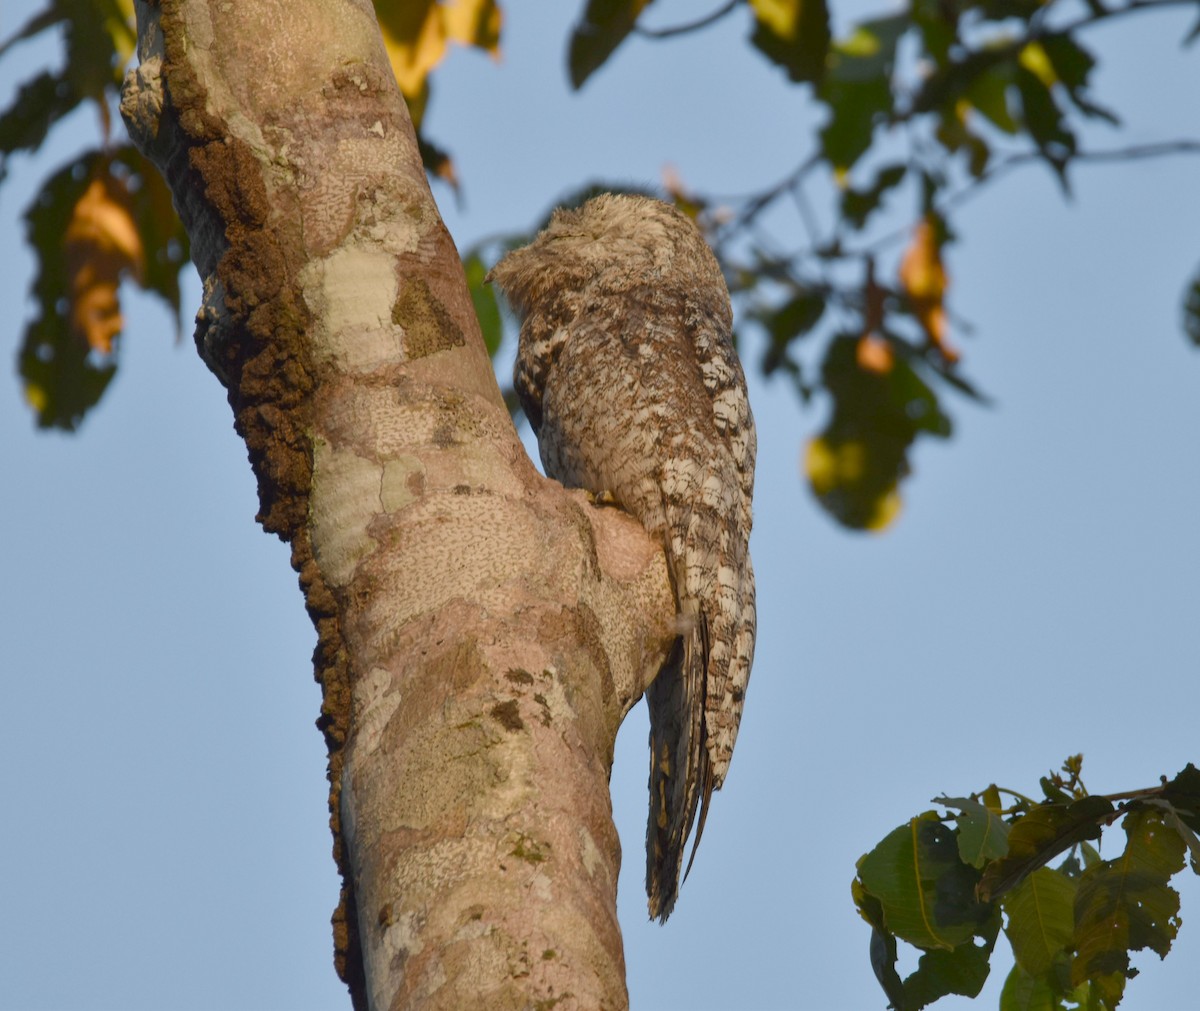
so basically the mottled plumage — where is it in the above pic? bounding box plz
[487,194,756,920]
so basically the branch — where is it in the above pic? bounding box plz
[633,0,740,39]
[940,138,1200,215]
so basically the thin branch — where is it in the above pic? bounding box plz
[940,138,1200,215]
[633,0,741,39]
[843,138,1200,260]
[1050,0,1199,38]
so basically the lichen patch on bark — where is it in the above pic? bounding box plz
[393,276,466,358]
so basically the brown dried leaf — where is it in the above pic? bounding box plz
[899,216,959,363]
[64,175,143,353]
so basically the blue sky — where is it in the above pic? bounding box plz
[2,2,1199,1009]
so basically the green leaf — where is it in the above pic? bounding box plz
[1003,867,1077,976]
[16,147,183,429]
[567,0,654,89]
[937,796,1010,868]
[62,0,129,102]
[816,14,908,172]
[19,310,118,431]
[0,72,84,176]
[19,152,116,429]
[857,812,990,950]
[1072,808,1187,999]
[852,877,908,1009]
[998,962,1060,1011]
[0,5,65,59]
[1160,763,1200,830]
[110,145,189,329]
[1039,35,1117,124]
[841,162,906,230]
[910,0,955,68]
[463,252,502,357]
[417,132,458,190]
[807,333,953,530]
[902,924,997,1008]
[1013,64,1076,187]
[979,796,1114,902]
[748,0,831,84]
[965,64,1019,135]
[756,288,825,376]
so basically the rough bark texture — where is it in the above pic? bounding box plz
[120,3,676,1009]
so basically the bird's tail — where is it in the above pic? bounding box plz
[645,608,710,922]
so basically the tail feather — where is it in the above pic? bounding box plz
[646,611,708,922]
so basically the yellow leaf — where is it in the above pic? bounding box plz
[1019,42,1056,88]
[749,0,803,37]
[106,0,138,68]
[839,23,884,58]
[443,0,501,52]
[379,1,446,98]
[804,436,902,531]
[377,0,502,104]
[64,175,143,354]
[899,216,958,363]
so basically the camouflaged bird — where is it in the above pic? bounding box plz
[487,193,756,920]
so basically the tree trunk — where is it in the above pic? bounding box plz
[120,3,676,1008]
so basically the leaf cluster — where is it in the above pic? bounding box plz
[2,0,187,429]
[559,0,1199,531]
[853,758,1200,1010]
[5,0,1199,532]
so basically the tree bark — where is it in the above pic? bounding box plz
[120,3,676,1008]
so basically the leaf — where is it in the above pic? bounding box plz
[1002,867,1077,976]
[1040,34,1117,124]
[806,433,903,530]
[937,796,1010,868]
[377,0,501,100]
[978,796,1114,902]
[1159,763,1200,831]
[1013,64,1076,188]
[418,133,459,190]
[840,162,906,230]
[808,332,951,531]
[0,70,89,178]
[965,64,1019,135]
[1071,807,1187,1002]
[901,919,998,1008]
[17,149,184,429]
[64,174,143,354]
[62,0,131,111]
[103,0,138,68]
[852,877,908,1009]
[749,0,831,85]
[857,812,991,950]
[998,962,1060,1011]
[0,5,64,59]
[442,0,502,51]
[463,252,502,356]
[1182,271,1200,346]
[756,288,825,376]
[111,145,190,329]
[899,215,958,362]
[816,14,908,172]
[1137,799,1200,875]
[567,0,654,89]
[933,97,992,178]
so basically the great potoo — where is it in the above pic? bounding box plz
[487,193,757,921]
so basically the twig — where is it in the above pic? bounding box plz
[633,0,741,39]
[940,138,1200,215]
